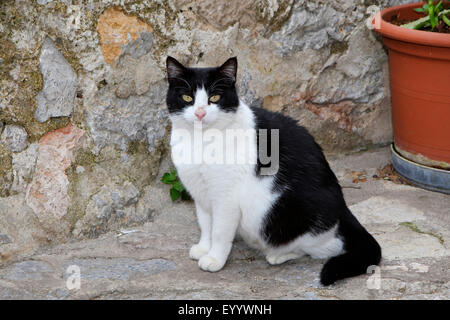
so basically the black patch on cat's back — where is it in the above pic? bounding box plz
[251,107,346,246]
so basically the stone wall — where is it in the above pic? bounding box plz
[0,0,410,260]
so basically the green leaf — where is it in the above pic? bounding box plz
[173,181,185,192]
[423,4,429,11]
[435,1,443,14]
[161,172,170,182]
[170,188,181,201]
[161,172,176,184]
[161,168,191,201]
[414,7,425,12]
[443,13,450,26]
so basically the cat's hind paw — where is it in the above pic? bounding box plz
[266,252,303,265]
[198,255,225,272]
[189,244,209,260]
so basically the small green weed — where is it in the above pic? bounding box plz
[161,168,191,201]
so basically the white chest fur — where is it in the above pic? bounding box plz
[170,103,276,250]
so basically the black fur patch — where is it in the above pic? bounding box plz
[252,107,342,244]
[252,107,382,285]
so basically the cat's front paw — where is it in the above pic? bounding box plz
[189,244,209,260]
[198,255,225,272]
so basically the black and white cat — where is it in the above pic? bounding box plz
[165,56,381,286]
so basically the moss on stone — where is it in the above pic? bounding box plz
[0,38,15,78]
[400,222,445,245]
[125,0,179,32]
[122,138,165,189]
[256,0,295,34]
[53,39,83,74]
[64,148,100,230]
[0,4,71,143]
[127,139,148,155]
[0,144,12,197]
[364,0,381,7]
[73,148,99,167]
[330,41,349,55]
[51,1,68,15]
[0,144,12,178]
[1,91,71,142]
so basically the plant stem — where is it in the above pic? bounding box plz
[400,9,450,29]
[401,15,431,29]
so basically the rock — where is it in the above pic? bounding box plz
[120,31,153,61]
[85,83,168,154]
[0,287,38,300]
[237,70,262,108]
[178,0,293,33]
[11,143,38,193]
[26,123,85,222]
[62,258,175,281]
[270,2,346,54]
[311,25,387,105]
[0,125,29,153]
[72,181,153,238]
[0,195,47,261]
[0,233,12,245]
[97,7,153,65]
[185,0,257,30]
[113,52,165,99]
[3,260,54,281]
[75,166,85,174]
[378,225,448,260]
[350,197,426,225]
[111,181,140,209]
[35,38,77,123]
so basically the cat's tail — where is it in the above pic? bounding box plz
[320,210,381,286]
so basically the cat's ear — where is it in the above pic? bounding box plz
[166,56,186,81]
[218,57,237,82]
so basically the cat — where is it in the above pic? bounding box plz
[165,56,382,286]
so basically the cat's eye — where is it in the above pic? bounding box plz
[182,95,193,102]
[209,95,221,103]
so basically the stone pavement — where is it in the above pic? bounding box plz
[0,147,448,299]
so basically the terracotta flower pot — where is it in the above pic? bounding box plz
[372,2,450,193]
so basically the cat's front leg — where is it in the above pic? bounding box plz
[190,203,211,260]
[198,203,240,272]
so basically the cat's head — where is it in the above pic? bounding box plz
[165,56,239,127]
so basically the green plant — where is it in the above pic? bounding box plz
[402,1,450,29]
[160,168,191,201]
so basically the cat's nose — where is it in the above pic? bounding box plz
[195,107,206,120]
